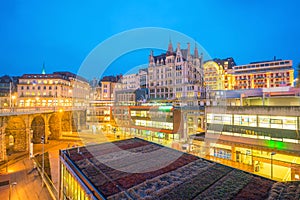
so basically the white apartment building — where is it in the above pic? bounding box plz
[118,68,148,90]
[17,72,90,108]
[121,74,139,90]
[148,41,203,106]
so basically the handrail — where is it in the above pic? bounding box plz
[32,156,58,200]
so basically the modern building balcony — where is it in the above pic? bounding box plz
[205,131,300,154]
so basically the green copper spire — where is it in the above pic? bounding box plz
[42,62,46,74]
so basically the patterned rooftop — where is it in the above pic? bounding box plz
[63,138,300,199]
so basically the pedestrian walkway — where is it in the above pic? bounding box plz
[48,149,60,190]
[0,156,52,200]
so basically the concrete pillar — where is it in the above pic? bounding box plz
[204,141,210,157]
[231,146,236,161]
[201,116,204,131]
[25,127,30,151]
[240,94,244,106]
[77,112,81,131]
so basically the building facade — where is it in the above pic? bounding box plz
[86,100,114,132]
[17,72,90,108]
[203,58,235,90]
[0,75,18,109]
[112,102,205,142]
[99,75,121,101]
[195,106,300,181]
[86,76,119,132]
[148,41,203,106]
[203,58,294,91]
[233,59,294,89]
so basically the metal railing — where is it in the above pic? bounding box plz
[0,106,87,116]
[32,156,58,200]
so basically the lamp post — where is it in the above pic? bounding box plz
[271,152,276,179]
[41,136,45,187]
[29,129,33,159]
[11,95,16,112]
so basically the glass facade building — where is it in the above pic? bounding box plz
[200,106,300,181]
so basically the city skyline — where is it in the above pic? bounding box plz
[1,1,300,79]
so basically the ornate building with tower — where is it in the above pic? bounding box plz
[148,41,204,106]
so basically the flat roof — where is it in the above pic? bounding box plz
[61,138,297,199]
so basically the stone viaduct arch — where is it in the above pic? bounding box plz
[31,115,45,144]
[49,113,61,140]
[0,110,86,162]
[5,117,26,152]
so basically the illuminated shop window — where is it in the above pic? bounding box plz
[282,117,297,130]
[258,116,270,128]
[213,115,222,124]
[258,116,296,130]
[270,118,283,129]
[222,114,232,125]
[234,115,256,126]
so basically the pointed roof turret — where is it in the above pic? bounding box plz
[187,42,191,60]
[167,39,173,55]
[149,50,154,64]
[194,43,199,58]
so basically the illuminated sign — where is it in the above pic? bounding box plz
[264,140,285,150]
[158,106,173,112]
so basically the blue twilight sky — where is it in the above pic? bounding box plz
[1,0,300,80]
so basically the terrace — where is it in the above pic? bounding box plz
[60,138,300,199]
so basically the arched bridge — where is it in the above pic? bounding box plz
[0,107,86,162]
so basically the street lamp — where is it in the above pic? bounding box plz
[41,136,45,187]
[271,152,276,179]
[29,129,33,159]
[11,95,16,111]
